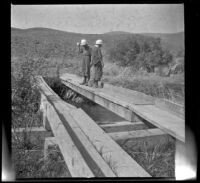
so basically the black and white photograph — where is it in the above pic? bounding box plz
[5,3,196,180]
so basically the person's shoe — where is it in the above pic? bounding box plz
[94,81,98,88]
[88,80,92,87]
[80,77,86,85]
[100,81,104,88]
[85,77,89,86]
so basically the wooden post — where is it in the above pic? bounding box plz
[44,137,58,159]
[40,93,51,131]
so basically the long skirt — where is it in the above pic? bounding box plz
[82,55,91,77]
[90,62,103,81]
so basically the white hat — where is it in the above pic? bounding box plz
[96,39,103,45]
[80,39,87,45]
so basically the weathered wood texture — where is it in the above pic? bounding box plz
[36,76,116,177]
[108,128,167,141]
[128,104,184,142]
[44,137,58,158]
[43,97,95,177]
[12,126,47,133]
[60,73,185,142]
[36,76,150,177]
[61,79,140,122]
[154,98,184,119]
[69,108,151,177]
[100,121,148,133]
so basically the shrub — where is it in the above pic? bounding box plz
[108,36,173,72]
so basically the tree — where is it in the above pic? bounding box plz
[107,35,173,73]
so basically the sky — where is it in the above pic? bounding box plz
[11,4,184,34]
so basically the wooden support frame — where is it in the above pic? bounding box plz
[61,80,140,122]
[37,76,116,177]
[69,108,151,177]
[44,137,58,158]
[108,128,167,141]
[99,121,147,133]
[60,74,185,143]
[37,76,150,177]
[43,98,95,177]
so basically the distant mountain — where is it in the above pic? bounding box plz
[142,32,184,51]
[103,31,132,35]
[11,27,184,52]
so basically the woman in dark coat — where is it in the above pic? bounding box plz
[90,39,104,88]
[77,39,92,86]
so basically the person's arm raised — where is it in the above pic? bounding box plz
[77,42,83,53]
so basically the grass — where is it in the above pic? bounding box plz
[12,130,71,178]
[11,62,72,178]
[102,62,184,105]
[118,135,175,177]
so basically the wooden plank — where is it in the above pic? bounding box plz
[154,98,184,119]
[69,108,151,177]
[100,122,148,133]
[108,128,167,141]
[100,121,143,127]
[128,104,185,142]
[60,74,185,142]
[102,84,155,105]
[52,102,116,177]
[61,80,139,122]
[44,137,58,158]
[43,98,94,177]
[61,73,154,105]
[44,137,57,146]
[12,126,46,133]
[37,77,116,177]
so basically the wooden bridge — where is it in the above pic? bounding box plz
[60,73,184,142]
[14,74,185,177]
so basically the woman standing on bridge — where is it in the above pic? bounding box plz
[89,39,104,88]
[77,39,92,86]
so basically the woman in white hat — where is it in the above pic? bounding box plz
[77,39,92,85]
[89,39,104,88]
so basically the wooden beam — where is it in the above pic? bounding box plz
[37,76,116,177]
[61,80,140,122]
[37,76,150,176]
[103,84,155,105]
[60,74,184,142]
[12,126,46,133]
[100,121,142,127]
[100,121,148,133]
[52,102,116,177]
[108,128,167,141]
[11,127,53,139]
[43,98,95,177]
[44,137,58,158]
[155,98,184,119]
[40,93,51,131]
[128,104,185,142]
[69,108,151,177]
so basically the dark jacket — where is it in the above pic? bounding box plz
[90,46,103,81]
[91,46,103,66]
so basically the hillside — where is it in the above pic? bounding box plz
[142,32,184,52]
[11,27,184,53]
